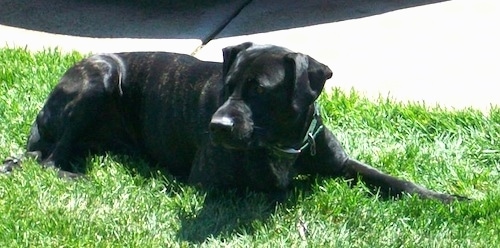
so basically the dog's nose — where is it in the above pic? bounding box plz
[209,116,234,136]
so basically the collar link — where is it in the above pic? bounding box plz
[268,102,323,159]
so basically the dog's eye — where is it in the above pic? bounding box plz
[255,85,264,94]
[248,79,265,95]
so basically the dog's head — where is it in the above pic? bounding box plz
[209,42,332,151]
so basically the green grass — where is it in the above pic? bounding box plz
[0,47,499,247]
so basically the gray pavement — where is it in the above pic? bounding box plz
[1,0,498,111]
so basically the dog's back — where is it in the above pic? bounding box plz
[117,52,224,175]
[27,52,223,176]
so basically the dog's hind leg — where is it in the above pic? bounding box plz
[25,55,127,176]
[27,112,98,179]
[1,125,46,174]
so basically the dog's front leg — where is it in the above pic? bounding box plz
[297,128,468,203]
[189,144,238,189]
[340,158,469,203]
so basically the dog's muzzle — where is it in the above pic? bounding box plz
[209,98,254,149]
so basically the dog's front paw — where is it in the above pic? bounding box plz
[434,192,471,204]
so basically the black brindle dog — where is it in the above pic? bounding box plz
[1,42,467,203]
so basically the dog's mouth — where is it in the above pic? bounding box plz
[209,125,267,150]
[210,136,251,150]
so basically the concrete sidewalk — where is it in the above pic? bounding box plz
[1,0,498,111]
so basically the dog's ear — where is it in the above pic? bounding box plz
[222,42,254,77]
[286,53,333,111]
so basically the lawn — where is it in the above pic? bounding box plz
[0,48,499,247]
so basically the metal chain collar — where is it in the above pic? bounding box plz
[268,102,323,159]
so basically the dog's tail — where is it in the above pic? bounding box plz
[98,54,127,96]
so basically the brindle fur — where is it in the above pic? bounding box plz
[1,42,467,203]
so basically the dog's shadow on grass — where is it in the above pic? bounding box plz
[174,178,318,243]
[175,189,276,243]
[111,155,313,243]
[75,155,394,243]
